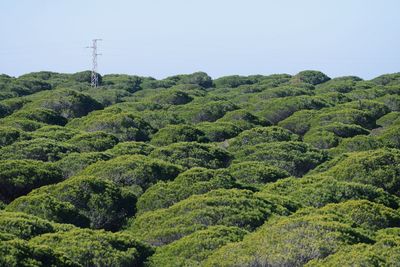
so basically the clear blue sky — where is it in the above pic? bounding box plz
[1,0,399,79]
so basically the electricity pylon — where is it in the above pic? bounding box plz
[86,39,102,87]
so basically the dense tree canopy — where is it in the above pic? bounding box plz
[1,70,400,265]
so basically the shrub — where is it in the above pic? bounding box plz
[319,149,400,196]
[147,226,248,267]
[149,142,232,169]
[0,238,78,267]
[18,176,136,230]
[228,161,290,188]
[204,211,371,267]
[0,138,78,161]
[257,176,400,210]
[79,155,182,196]
[0,127,22,147]
[136,168,236,213]
[0,159,63,203]
[67,108,154,141]
[54,152,111,178]
[67,131,119,152]
[235,141,328,176]
[292,70,330,85]
[30,229,153,267]
[105,141,154,156]
[217,109,270,130]
[228,126,299,151]
[127,189,286,246]
[150,125,207,146]
[0,211,57,239]
[195,122,241,142]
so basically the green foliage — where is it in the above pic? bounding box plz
[6,194,90,227]
[128,189,286,246]
[292,70,331,85]
[54,152,111,178]
[147,226,248,267]
[71,70,102,85]
[195,122,241,142]
[371,72,400,86]
[15,176,136,230]
[0,138,78,161]
[79,155,182,196]
[228,126,299,151]
[2,70,400,264]
[150,142,232,169]
[235,141,328,176]
[105,141,154,156]
[67,108,154,141]
[0,127,22,147]
[0,159,63,203]
[67,131,119,152]
[0,211,59,239]
[150,124,207,146]
[148,90,193,105]
[228,161,290,188]
[252,95,330,124]
[319,149,400,196]
[27,88,103,119]
[204,209,371,267]
[0,238,78,267]
[278,110,317,135]
[30,229,153,267]
[172,100,238,124]
[217,109,270,130]
[257,176,400,210]
[29,125,80,141]
[136,168,236,213]
[213,75,258,88]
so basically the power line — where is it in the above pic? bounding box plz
[86,39,102,87]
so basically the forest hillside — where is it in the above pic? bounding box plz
[1,70,400,266]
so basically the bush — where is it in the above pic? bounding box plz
[136,168,236,213]
[319,149,400,196]
[67,131,119,152]
[150,125,207,146]
[217,109,270,130]
[54,152,111,178]
[0,138,78,161]
[15,176,136,230]
[67,108,154,141]
[27,88,103,119]
[79,155,182,196]
[235,141,328,176]
[278,110,317,135]
[0,127,22,147]
[0,238,78,267]
[30,125,80,141]
[257,175,400,210]
[149,142,232,169]
[105,141,154,156]
[127,189,286,246]
[0,211,58,239]
[11,108,68,126]
[228,126,299,151]
[195,122,241,142]
[71,70,102,85]
[147,226,248,267]
[0,159,63,203]
[6,194,90,227]
[204,210,371,267]
[30,229,153,267]
[228,161,290,188]
[292,70,330,85]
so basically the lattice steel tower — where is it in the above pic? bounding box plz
[86,39,102,87]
